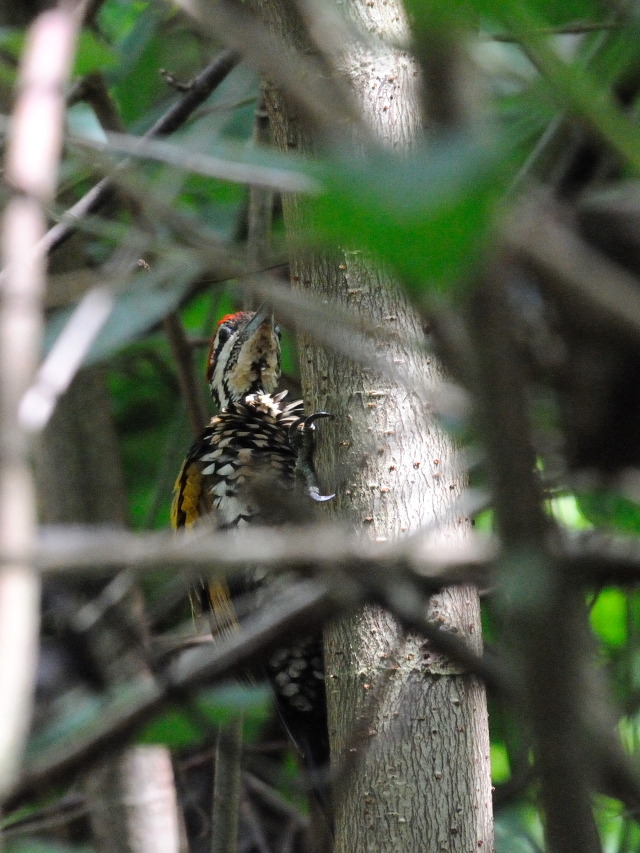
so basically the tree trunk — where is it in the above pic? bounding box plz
[36,366,186,853]
[251,1,494,850]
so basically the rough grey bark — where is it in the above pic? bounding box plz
[250,1,493,851]
[36,366,186,853]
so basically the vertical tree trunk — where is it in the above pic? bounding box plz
[251,1,494,850]
[36,366,186,853]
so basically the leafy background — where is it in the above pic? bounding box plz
[4,0,640,850]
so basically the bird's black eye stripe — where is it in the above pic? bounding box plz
[217,325,231,344]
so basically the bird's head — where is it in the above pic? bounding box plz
[206,307,281,409]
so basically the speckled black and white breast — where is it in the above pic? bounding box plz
[181,391,305,529]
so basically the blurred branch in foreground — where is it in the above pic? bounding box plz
[0,4,82,800]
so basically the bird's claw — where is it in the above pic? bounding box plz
[289,411,333,444]
[292,411,334,502]
[304,411,333,430]
[309,486,336,502]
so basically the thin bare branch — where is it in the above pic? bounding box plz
[32,523,496,580]
[19,286,114,432]
[164,313,209,437]
[505,193,640,345]
[18,47,240,261]
[2,792,87,839]
[4,580,329,809]
[33,520,640,586]
[71,71,127,133]
[0,5,81,800]
[243,772,309,827]
[3,538,504,808]
[486,20,622,42]
[469,263,601,853]
[211,717,244,853]
[240,793,272,853]
[72,130,318,193]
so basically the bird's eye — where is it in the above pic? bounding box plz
[217,325,231,344]
[275,325,282,340]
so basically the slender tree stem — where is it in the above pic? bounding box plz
[0,5,81,801]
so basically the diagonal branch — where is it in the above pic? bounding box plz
[21,47,240,262]
[4,580,330,809]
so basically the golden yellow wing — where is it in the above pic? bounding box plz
[172,436,238,640]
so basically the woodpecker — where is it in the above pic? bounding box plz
[171,307,331,797]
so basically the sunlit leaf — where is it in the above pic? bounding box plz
[311,137,512,295]
[494,805,545,853]
[194,683,272,727]
[74,30,118,76]
[491,741,511,783]
[548,494,592,529]
[577,491,640,533]
[137,707,203,748]
[591,588,627,647]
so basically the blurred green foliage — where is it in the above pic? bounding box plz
[137,684,273,749]
[12,0,640,848]
[6,843,93,853]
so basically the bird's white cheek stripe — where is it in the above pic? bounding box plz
[211,339,236,406]
[209,326,280,407]
[226,346,279,401]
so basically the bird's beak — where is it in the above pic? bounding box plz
[240,303,273,341]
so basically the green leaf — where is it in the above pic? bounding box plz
[74,30,118,76]
[491,741,511,783]
[280,329,298,378]
[495,805,545,853]
[108,3,166,123]
[591,588,627,647]
[136,684,272,748]
[594,795,640,853]
[577,491,640,533]
[194,683,272,727]
[474,0,640,176]
[468,0,606,28]
[0,27,23,61]
[547,494,592,529]
[137,707,203,748]
[312,137,510,294]
[0,27,117,81]
[473,509,494,532]
[107,336,187,529]
[99,0,150,45]
[176,173,246,240]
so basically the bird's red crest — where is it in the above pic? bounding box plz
[206,312,249,385]
[217,312,241,327]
